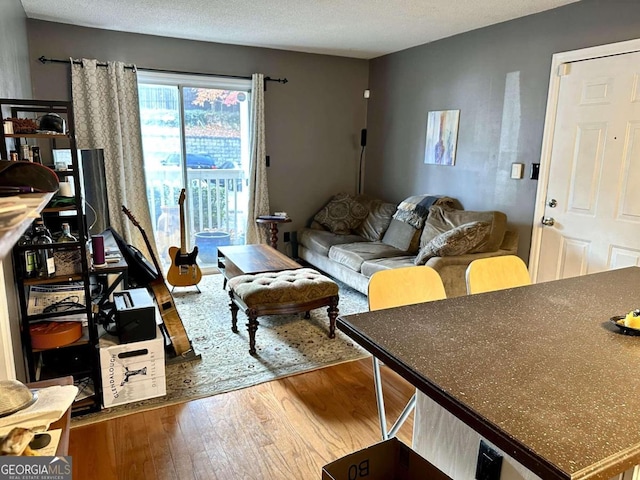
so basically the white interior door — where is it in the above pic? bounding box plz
[534,50,640,283]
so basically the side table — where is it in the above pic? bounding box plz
[91,229,128,326]
[256,215,292,250]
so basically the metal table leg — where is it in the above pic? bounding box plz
[372,356,416,440]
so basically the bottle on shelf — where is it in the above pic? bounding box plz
[17,228,35,279]
[32,218,56,278]
[32,146,41,164]
[20,144,30,162]
[57,223,77,243]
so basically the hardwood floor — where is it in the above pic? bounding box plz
[69,358,415,479]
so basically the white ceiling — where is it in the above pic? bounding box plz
[21,0,580,60]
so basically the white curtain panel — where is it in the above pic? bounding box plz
[245,73,270,245]
[70,58,158,261]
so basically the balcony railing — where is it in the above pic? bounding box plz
[145,166,247,266]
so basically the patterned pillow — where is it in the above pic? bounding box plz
[414,221,491,265]
[313,193,369,235]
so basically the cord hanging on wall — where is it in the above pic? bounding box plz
[358,128,367,194]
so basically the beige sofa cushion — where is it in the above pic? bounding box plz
[420,206,507,253]
[360,256,417,278]
[415,221,491,265]
[298,227,365,257]
[353,195,397,241]
[328,242,409,272]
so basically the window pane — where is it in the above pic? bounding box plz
[139,83,183,268]
[183,87,249,266]
[138,77,250,272]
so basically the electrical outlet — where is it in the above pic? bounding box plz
[475,440,503,480]
[283,231,290,242]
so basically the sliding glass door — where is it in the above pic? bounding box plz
[137,72,251,272]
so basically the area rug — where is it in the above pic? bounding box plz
[72,273,369,427]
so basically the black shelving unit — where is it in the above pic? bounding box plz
[1,98,101,415]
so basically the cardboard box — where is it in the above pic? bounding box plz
[99,327,166,407]
[322,438,451,480]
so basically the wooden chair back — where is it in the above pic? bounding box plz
[465,255,531,295]
[368,266,447,311]
[367,266,447,440]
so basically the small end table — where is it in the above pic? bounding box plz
[256,215,292,250]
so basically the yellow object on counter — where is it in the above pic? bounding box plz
[623,310,640,328]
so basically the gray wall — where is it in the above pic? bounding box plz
[366,0,640,260]
[0,0,32,380]
[23,0,640,263]
[26,19,369,237]
[0,0,32,100]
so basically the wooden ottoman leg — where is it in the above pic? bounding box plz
[229,289,239,333]
[247,308,259,355]
[327,295,339,338]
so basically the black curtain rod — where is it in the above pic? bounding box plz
[38,56,288,85]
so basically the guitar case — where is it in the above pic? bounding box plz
[107,227,158,288]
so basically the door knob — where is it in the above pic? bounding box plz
[548,199,557,208]
[541,217,555,226]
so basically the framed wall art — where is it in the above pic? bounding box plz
[424,109,460,166]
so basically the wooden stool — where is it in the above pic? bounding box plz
[227,268,339,355]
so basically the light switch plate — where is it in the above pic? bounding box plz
[511,163,524,179]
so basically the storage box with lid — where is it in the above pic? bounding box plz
[98,327,166,407]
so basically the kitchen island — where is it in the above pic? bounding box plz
[337,267,640,480]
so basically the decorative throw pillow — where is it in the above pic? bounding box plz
[313,193,369,235]
[381,218,421,253]
[353,197,397,241]
[414,221,491,265]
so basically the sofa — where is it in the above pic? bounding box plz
[297,193,519,298]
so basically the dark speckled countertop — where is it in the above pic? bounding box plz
[337,267,640,480]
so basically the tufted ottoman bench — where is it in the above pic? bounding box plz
[227,268,339,355]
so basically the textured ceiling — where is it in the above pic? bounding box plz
[21,0,580,59]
